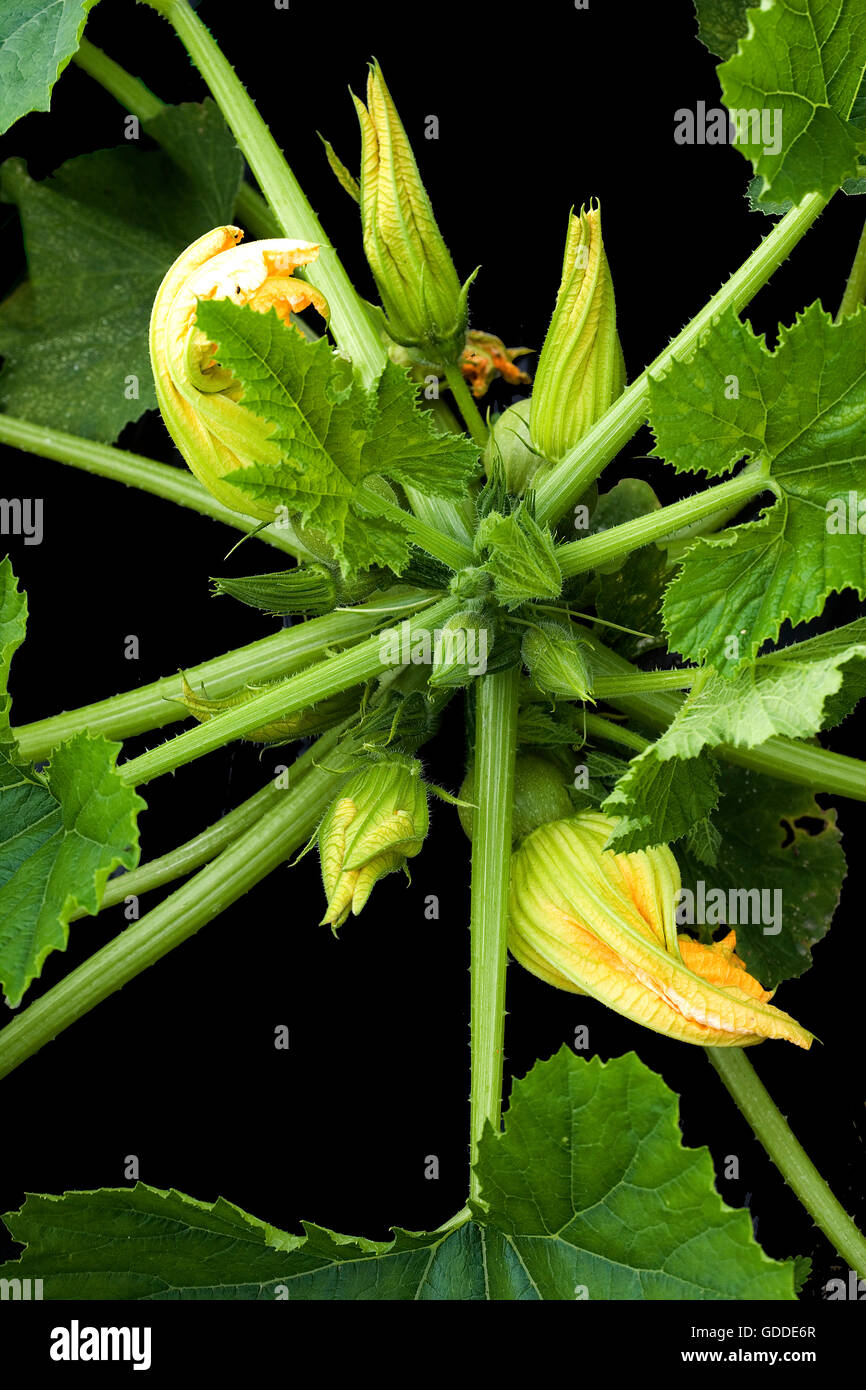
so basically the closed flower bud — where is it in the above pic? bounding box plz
[211,564,382,617]
[149,226,328,523]
[521,620,594,701]
[483,400,543,497]
[429,609,492,687]
[530,202,626,462]
[178,674,358,744]
[353,62,476,366]
[509,813,812,1048]
[317,756,430,928]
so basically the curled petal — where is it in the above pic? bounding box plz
[149,226,328,522]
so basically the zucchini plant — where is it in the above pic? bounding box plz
[0,0,864,1301]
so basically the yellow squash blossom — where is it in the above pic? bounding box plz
[149,225,328,523]
[509,812,812,1049]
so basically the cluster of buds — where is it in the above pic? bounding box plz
[149,226,328,524]
[508,812,811,1048]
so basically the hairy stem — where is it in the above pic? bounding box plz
[118,595,459,785]
[837,213,866,321]
[582,712,651,755]
[444,365,488,448]
[73,730,344,919]
[0,413,307,558]
[582,634,866,802]
[73,35,279,239]
[534,192,828,526]
[14,605,395,760]
[356,485,474,571]
[707,1048,866,1280]
[557,473,770,579]
[469,666,519,1202]
[0,734,352,1082]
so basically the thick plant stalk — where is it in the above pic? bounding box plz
[707,1048,866,1280]
[0,734,352,1082]
[14,605,396,760]
[118,595,460,785]
[534,191,828,526]
[0,414,306,557]
[469,667,519,1202]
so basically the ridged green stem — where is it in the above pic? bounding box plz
[469,666,519,1202]
[0,413,306,558]
[118,595,459,785]
[0,730,351,1081]
[557,474,770,579]
[14,605,392,760]
[707,1048,866,1281]
[73,35,280,238]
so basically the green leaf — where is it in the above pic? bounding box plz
[196,298,479,577]
[0,1051,795,1299]
[676,766,845,986]
[472,1049,795,1299]
[757,618,866,727]
[0,556,27,753]
[693,0,752,60]
[0,0,98,135]
[0,733,145,1008]
[476,504,562,608]
[602,649,863,851]
[718,0,866,204]
[603,746,721,851]
[654,305,866,668]
[0,559,145,1006]
[0,102,242,440]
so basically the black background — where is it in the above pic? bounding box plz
[0,0,864,1306]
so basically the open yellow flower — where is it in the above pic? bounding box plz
[509,812,812,1049]
[149,225,328,522]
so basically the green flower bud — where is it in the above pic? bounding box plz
[521,621,594,701]
[353,62,476,366]
[529,202,626,462]
[483,400,543,497]
[318,755,430,928]
[211,563,383,617]
[429,609,492,688]
[459,752,574,843]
